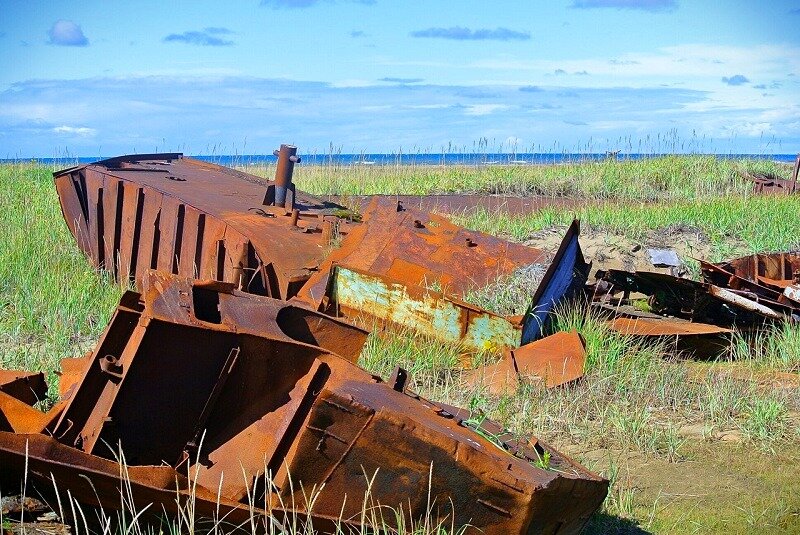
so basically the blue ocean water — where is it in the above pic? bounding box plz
[4,152,798,166]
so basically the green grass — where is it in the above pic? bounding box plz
[358,308,799,456]
[1,160,799,533]
[454,194,800,260]
[243,154,791,202]
[0,163,123,393]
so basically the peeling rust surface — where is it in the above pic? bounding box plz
[0,370,47,406]
[298,196,551,300]
[54,149,586,351]
[465,331,586,393]
[53,152,353,300]
[326,265,523,351]
[750,154,799,194]
[0,272,608,534]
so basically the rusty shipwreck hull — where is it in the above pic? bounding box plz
[750,154,799,194]
[0,272,607,534]
[54,148,589,350]
[53,147,348,300]
[296,198,589,347]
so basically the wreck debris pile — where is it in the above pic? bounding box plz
[53,148,589,352]
[0,146,611,533]
[5,143,797,533]
[749,153,799,194]
[589,252,800,358]
[0,273,608,534]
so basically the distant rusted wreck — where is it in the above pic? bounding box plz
[749,153,799,194]
[53,146,589,351]
[0,272,608,534]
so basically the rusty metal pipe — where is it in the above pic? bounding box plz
[273,144,300,207]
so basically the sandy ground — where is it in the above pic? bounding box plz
[523,224,738,275]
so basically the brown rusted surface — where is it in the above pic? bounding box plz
[704,252,800,292]
[0,392,64,434]
[56,354,92,399]
[0,431,348,533]
[750,154,799,194]
[512,331,586,387]
[465,331,586,394]
[609,317,732,336]
[611,316,733,358]
[1,272,607,534]
[597,268,797,327]
[0,370,47,405]
[54,152,354,301]
[299,196,551,300]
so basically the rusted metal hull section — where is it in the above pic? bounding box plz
[750,154,799,194]
[1,272,608,534]
[54,152,352,301]
[296,199,588,346]
[298,197,552,299]
[704,252,800,290]
[465,331,587,394]
[55,152,588,350]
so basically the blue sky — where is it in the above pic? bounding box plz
[1,0,798,157]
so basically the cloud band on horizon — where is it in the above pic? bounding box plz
[410,26,531,41]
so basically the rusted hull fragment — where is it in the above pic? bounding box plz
[604,314,733,358]
[297,199,588,347]
[53,152,353,301]
[0,370,47,405]
[598,269,797,326]
[55,151,588,350]
[704,252,800,291]
[465,331,587,394]
[0,272,607,534]
[750,154,799,194]
[326,265,524,351]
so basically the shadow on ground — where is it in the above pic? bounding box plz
[584,512,653,534]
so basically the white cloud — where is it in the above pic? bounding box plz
[53,125,96,137]
[463,104,510,116]
[0,75,794,156]
[47,20,89,46]
[469,44,800,84]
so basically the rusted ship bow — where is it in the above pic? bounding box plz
[0,273,607,534]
